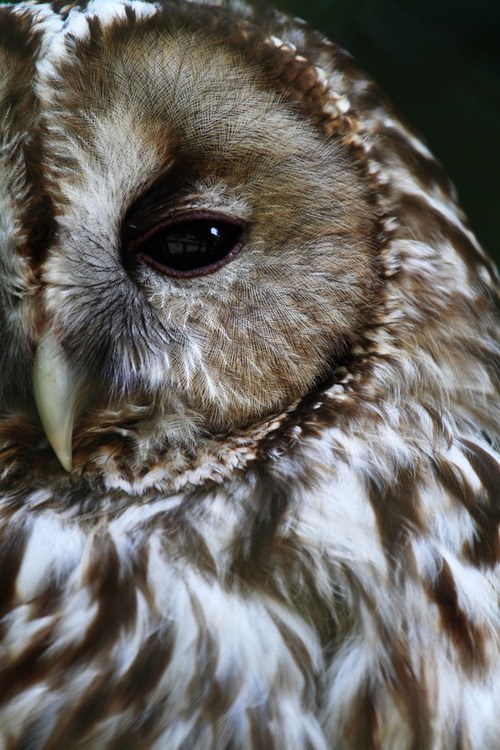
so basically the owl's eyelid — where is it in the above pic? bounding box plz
[125,211,247,278]
[124,210,246,254]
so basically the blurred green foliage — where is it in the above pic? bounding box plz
[276,0,500,264]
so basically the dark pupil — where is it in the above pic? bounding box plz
[139,220,239,272]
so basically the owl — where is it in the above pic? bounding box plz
[0,0,499,748]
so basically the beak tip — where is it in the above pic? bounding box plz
[42,431,73,473]
[56,449,73,473]
[33,330,76,475]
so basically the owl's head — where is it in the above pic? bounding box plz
[1,0,384,471]
[2,0,495,477]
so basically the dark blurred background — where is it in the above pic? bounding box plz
[275,0,500,266]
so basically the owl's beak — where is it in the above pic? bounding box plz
[33,331,76,472]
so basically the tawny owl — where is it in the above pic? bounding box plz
[0,0,499,748]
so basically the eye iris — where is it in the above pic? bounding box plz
[136,219,243,276]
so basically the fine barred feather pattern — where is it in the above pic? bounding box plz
[0,1,499,748]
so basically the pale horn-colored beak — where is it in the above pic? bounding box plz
[33,330,79,472]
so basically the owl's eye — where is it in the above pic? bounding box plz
[128,213,246,278]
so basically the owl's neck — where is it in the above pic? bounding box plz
[0,394,305,501]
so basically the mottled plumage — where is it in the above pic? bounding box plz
[0,0,499,748]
